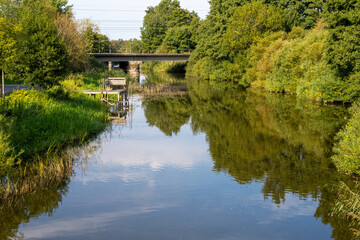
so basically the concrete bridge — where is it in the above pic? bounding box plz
[90,53,191,71]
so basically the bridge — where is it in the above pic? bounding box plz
[90,53,191,71]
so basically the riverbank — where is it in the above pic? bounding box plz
[0,88,108,172]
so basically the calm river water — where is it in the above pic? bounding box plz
[1,74,358,239]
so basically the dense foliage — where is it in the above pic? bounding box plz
[110,38,142,53]
[7,0,68,88]
[79,19,114,54]
[140,0,199,53]
[186,0,360,103]
[332,102,360,175]
[0,0,108,88]
[180,0,360,175]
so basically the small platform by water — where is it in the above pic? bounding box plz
[81,77,128,105]
[81,89,127,105]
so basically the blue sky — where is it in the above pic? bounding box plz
[68,0,210,40]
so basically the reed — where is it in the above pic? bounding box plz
[330,181,360,238]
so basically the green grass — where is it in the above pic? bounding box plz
[0,89,109,170]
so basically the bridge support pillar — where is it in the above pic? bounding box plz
[108,61,113,71]
[128,61,142,76]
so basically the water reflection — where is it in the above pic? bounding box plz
[143,96,192,136]
[0,143,102,239]
[143,78,358,239]
[1,75,360,239]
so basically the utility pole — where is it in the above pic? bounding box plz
[1,69,4,101]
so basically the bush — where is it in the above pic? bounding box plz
[46,85,69,100]
[332,102,360,175]
[266,21,349,102]
[246,31,287,88]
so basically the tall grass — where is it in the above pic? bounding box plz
[330,181,360,238]
[0,89,108,170]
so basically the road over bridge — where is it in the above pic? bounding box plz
[90,53,191,71]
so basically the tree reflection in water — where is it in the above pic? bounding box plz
[0,142,102,239]
[1,76,360,240]
[143,77,359,239]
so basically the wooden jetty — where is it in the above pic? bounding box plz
[81,77,128,105]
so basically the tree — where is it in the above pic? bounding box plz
[49,0,72,14]
[54,14,88,72]
[7,0,68,88]
[163,25,196,52]
[222,2,285,55]
[79,19,114,53]
[186,0,323,81]
[111,38,142,53]
[140,0,198,53]
[324,0,360,78]
[264,0,324,31]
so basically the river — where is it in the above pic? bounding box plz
[1,73,358,239]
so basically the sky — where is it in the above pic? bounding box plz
[67,0,210,40]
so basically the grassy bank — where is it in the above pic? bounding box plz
[0,88,108,171]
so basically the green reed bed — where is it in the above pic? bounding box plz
[0,89,108,171]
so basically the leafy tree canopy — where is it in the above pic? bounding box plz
[79,19,114,53]
[140,0,198,52]
[324,0,360,77]
[7,0,68,88]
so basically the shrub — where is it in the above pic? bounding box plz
[332,102,360,175]
[46,85,69,100]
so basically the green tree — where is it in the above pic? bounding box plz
[7,0,68,88]
[111,38,143,53]
[49,0,72,14]
[163,25,196,52]
[222,2,285,56]
[210,2,286,85]
[79,19,114,53]
[140,0,198,53]
[187,0,324,81]
[324,0,360,78]
[264,0,324,31]
[54,13,89,72]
